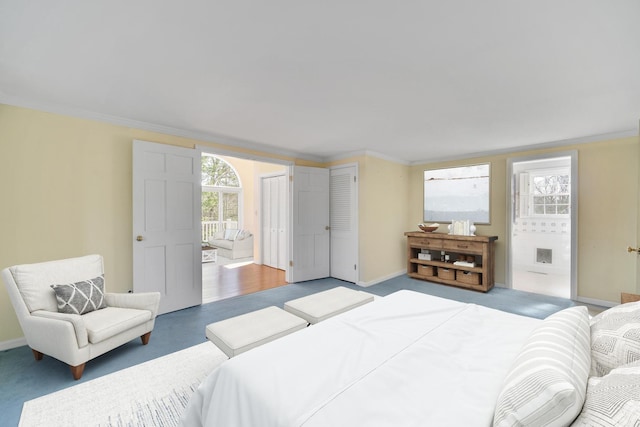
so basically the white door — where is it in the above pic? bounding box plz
[261,173,288,270]
[132,140,202,314]
[277,175,287,270]
[330,165,358,283]
[290,166,330,282]
[262,175,276,268]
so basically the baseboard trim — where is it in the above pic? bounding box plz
[0,337,27,351]
[575,296,617,308]
[357,270,406,288]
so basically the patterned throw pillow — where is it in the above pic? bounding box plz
[493,306,591,427]
[50,275,107,315]
[571,361,640,426]
[590,301,640,377]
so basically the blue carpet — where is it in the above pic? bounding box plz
[0,275,577,426]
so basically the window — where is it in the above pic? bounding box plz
[519,168,570,218]
[201,155,242,241]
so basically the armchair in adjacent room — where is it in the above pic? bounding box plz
[1,254,161,380]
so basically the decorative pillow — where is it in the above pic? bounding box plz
[212,230,225,240]
[235,230,251,240]
[224,229,239,241]
[571,361,640,426]
[493,306,591,427]
[50,275,107,315]
[590,301,640,377]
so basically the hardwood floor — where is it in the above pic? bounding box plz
[202,259,287,303]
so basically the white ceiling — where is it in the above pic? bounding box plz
[1,1,639,163]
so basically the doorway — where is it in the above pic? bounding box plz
[507,152,578,299]
[200,150,290,303]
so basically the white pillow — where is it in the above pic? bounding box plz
[235,230,252,240]
[224,229,239,241]
[590,301,640,377]
[493,306,591,427]
[571,361,640,426]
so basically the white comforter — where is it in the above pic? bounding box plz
[182,290,540,427]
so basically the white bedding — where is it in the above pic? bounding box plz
[182,290,541,427]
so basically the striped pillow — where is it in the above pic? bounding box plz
[493,306,591,427]
[572,361,640,426]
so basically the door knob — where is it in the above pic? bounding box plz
[136,235,144,242]
[628,246,640,254]
[325,226,331,231]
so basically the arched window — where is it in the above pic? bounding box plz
[201,154,242,241]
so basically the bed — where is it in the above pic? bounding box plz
[182,290,640,427]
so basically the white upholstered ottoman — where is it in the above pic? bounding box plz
[284,286,375,324]
[205,306,307,358]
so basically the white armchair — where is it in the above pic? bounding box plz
[1,254,161,380]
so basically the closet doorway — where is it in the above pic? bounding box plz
[507,152,578,299]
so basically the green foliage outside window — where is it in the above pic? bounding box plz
[201,156,239,187]
[532,174,570,215]
[201,156,240,237]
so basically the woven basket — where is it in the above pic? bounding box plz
[417,265,435,277]
[438,268,455,280]
[456,270,481,285]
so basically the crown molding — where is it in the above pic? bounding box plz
[409,129,639,166]
[0,95,325,163]
[326,149,410,165]
[3,95,636,167]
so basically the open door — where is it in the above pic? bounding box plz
[290,166,330,282]
[132,140,202,314]
[330,164,358,283]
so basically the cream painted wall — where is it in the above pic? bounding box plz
[359,156,411,283]
[409,136,639,304]
[0,104,315,344]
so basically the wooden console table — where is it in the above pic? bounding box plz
[405,232,498,292]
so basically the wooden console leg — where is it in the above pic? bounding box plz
[141,332,152,345]
[31,349,43,361]
[70,363,85,380]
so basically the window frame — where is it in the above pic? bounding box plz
[520,167,570,219]
[201,155,243,239]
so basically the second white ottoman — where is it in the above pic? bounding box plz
[284,286,375,324]
[206,306,307,358]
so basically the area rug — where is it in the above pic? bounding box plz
[20,342,228,427]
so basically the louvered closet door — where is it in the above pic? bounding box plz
[330,165,358,283]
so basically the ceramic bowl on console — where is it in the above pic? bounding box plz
[418,223,439,232]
